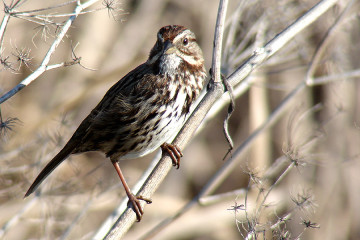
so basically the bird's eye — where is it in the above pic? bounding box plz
[183,38,188,46]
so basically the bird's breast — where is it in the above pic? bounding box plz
[119,84,188,160]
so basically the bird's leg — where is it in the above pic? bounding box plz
[161,143,183,169]
[111,160,152,222]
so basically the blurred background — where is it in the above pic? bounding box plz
[1,0,360,239]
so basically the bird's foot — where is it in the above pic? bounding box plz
[161,143,183,169]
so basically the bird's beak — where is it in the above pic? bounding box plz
[164,40,176,55]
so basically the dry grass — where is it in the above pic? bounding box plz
[1,0,360,239]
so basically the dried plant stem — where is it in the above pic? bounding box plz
[227,0,338,88]
[0,0,100,105]
[0,197,37,238]
[306,0,355,85]
[211,0,228,84]
[0,14,10,51]
[309,69,360,86]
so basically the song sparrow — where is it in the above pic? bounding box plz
[25,25,206,221]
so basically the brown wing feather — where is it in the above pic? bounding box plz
[24,63,151,197]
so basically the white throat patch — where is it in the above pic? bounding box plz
[160,54,182,74]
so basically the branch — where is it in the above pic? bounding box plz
[0,0,100,104]
[211,0,228,84]
[306,0,355,85]
[0,197,37,238]
[0,10,10,52]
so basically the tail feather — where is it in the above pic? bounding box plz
[24,143,75,197]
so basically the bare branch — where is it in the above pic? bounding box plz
[0,0,101,104]
[306,0,356,85]
[210,0,228,85]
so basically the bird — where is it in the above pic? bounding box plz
[25,25,206,221]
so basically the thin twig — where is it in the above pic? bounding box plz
[211,0,228,85]
[13,7,104,19]
[309,68,360,85]
[0,197,37,238]
[0,10,11,53]
[198,188,247,206]
[306,0,356,85]
[227,0,339,88]
[0,0,101,104]
[255,162,295,219]
[11,0,78,15]
[60,192,95,240]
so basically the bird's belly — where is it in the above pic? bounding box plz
[121,116,185,160]
[120,90,187,160]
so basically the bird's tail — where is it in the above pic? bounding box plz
[24,143,76,197]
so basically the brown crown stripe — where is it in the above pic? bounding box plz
[159,25,187,41]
